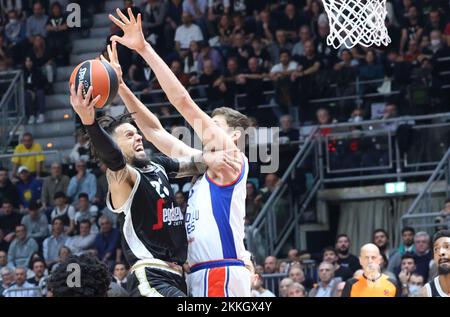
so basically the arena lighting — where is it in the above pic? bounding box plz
[385,182,407,194]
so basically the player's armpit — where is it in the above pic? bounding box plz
[106,165,137,210]
[106,165,135,185]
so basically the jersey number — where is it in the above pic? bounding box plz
[152,198,164,230]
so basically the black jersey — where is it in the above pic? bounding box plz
[425,276,450,297]
[107,156,187,267]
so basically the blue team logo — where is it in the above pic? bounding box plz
[185,208,199,234]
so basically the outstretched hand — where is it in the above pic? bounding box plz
[100,41,123,85]
[109,8,147,52]
[69,83,101,125]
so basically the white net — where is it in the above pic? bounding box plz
[321,0,391,48]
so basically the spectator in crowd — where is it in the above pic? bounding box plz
[67,160,97,204]
[46,1,69,65]
[41,162,70,210]
[263,255,277,274]
[268,30,293,65]
[387,226,416,272]
[0,201,22,244]
[0,266,15,295]
[182,0,207,21]
[255,173,280,206]
[11,133,45,178]
[0,168,20,208]
[308,262,340,297]
[50,192,75,235]
[269,49,298,109]
[27,258,46,287]
[20,202,49,246]
[287,248,300,263]
[288,265,305,285]
[359,50,385,93]
[194,59,226,107]
[379,252,398,283]
[251,272,275,297]
[278,260,288,274]
[163,0,183,50]
[250,37,271,72]
[175,191,187,215]
[3,267,40,297]
[26,2,48,42]
[4,10,27,64]
[93,163,108,210]
[50,245,72,273]
[292,25,312,58]
[435,199,450,230]
[423,30,450,59]
[406,272,424,297]
[372,228,397,261]
[255,9,274,43]
[221,56,240,105]
[15,166,42,210]
[279,114,299,144]
[74,193,99,233]
[69,131,91,163]
[141,0,167,51]
[236,56,266,114]
[23,55,47,124]
[174,12,203,58]
[291,40,322,116]
[322,246,353,281]
[413,231,433,281]
[228,32,253,69]
[279,277,294,297]
[7,224,38,268]
[197,40,222,72]
[183,40,201,77]
[341,243,399,297]
[0,250,8,270]
[400,6,423,55]
[287,282,306,297]
[93,215,120,270]
[43,218,67,268]
[335,234,361,274]
[398,253,417,296]
[64,220,96,256]
[279,3,303,40]
[112,262,129,290]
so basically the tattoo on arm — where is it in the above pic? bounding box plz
[106,167,130,185]
[172,153,206,178]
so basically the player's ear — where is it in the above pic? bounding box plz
[231,129,241,143]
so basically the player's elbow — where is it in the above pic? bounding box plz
[169,91,192,108]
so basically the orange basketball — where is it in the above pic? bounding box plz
[69,59,119,108]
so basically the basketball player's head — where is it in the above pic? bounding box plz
[48,254,110,297]
[432,230,450,276]
[97,113,148,167]
[359,243,382,279]
[211,107,249,146]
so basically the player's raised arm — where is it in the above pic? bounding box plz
[69,83,137,209]
[100,41,200,159]
[108,9,239,157]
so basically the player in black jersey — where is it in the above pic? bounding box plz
[69,83,239,297]
[420,230,450,297]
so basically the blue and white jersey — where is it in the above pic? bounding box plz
[185,154,249,266]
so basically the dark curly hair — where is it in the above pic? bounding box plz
[83,112,136,160]
[47,254,111,297]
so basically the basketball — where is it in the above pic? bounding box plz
[69,59,119,108]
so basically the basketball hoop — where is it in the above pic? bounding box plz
[321,0,391,48]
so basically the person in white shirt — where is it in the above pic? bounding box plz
[251,273,276,297]
[65,220,96,255]
[50,192,76,235]
[270,50,298,108]
[308,262,341,297]
[3,267,40,297]
[174,12,203,56]
[74,193,99,234]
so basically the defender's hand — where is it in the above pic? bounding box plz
[109,8,147,52]
[100,41,123,85]
[69,83,100,125]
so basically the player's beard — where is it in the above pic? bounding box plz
[131,156,151,169]
[438,265,450,275]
